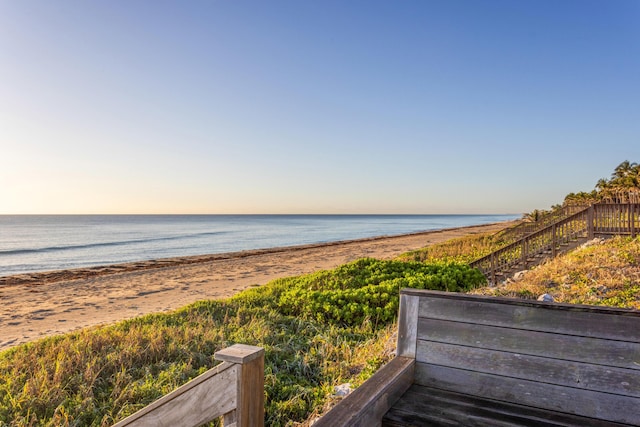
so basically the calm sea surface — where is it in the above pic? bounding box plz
[0,214,518,277]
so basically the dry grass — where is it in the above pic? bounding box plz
[472,236,640,309]
[397,232,505,264]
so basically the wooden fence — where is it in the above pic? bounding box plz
[500,203,590,241]
[593,203,639,236]
[112,344,264,427]
[471,203,640,284]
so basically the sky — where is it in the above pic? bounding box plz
[1,0,639,215]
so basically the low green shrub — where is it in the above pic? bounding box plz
[277,258,485,325]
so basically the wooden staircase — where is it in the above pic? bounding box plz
[471,203,640,285]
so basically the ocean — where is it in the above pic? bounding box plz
[0,214,518,277]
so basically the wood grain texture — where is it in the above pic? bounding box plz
[414,364,640,425]
[112,344,265,427]
[396,294,419,358]
[235,351,265,427]
[313,357,415,427]
[215,344,264,364]
[325,291,640,426]
[416,340,640,397]
[416,317,640,370]
[413,291,640,342]
[383,385,631,427]
[112,362,238,427]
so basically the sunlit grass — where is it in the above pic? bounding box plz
[0,259,479,426]
[471,236,640,309]
[396,229,513,263]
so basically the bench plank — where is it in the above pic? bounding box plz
[416,340,640,397]
[414,364,640,425]
[415,292,640,342]
[417,317,640,370]
[383,385,631,427]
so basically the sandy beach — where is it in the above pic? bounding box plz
[0,221,513,352]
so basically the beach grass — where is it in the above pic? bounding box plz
[0,259,483,426]
[396,228,512,263]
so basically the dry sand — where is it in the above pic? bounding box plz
[0,221,514,351]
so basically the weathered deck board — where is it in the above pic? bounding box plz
[396,293,419,358]
[416,340,640,397]
[416,317,640,370]
[383,385,630,427]
[414,364,640,425]
[414,291,640,342]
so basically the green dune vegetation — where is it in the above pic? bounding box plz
[0,260,484,426]
[1,161,638,426]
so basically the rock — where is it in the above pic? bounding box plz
[581,238,605,248]
[513,271,527,281]
[537,293,555,302]
[334,383,352,397]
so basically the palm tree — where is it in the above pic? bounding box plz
[598,161,640,203]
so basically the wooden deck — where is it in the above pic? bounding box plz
[315,289,640,426]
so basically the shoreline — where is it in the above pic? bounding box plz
[0,221,515,351]
[0,221,514,287]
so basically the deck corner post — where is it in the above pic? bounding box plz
[215,344,265,427]
[396,292,419,359]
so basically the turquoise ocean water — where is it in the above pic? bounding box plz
[0,214,518,277]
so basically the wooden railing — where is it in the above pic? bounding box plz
[499,204,589,242]
[112,344,264,427]
[471,203,639,284]
[593,203,639,236]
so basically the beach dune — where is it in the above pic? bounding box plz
[0,222,513,352]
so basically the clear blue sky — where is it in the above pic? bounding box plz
[1,0,638,214]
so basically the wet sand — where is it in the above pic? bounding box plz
[0,221,514,351]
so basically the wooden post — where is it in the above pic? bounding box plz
[587,205,595,239]
[396,293,419,359]
[521,240,527,270]
[552,224,557,257]
[630,204,635,238]
[490,252,496,285]
[215,344,265,427]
